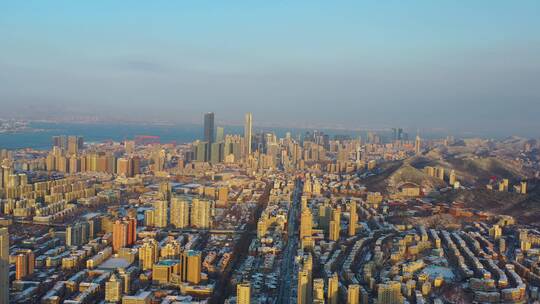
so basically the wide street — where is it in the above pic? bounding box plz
[277,179,302,303]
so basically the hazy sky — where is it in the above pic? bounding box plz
[0,1,539,135]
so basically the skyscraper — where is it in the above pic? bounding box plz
[244,112,253,156]
[237,282,251,304]
[300,208,313,240]
[113,220,128,252]
[52,135,67,150]
[210,142,224,164]
[0,228,8,303]
[348,201,357,237]
[153,149,166,172]
[126,217,137,246]
[415,134,421,155]
[67,136,83,155]
[216,126,224,142]
[204,112,215,144]
[329,208,341,241]
[195,141,209,162]
[112,217,136,253]
[203,112,215,162]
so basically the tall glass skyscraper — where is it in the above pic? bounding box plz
[244,112,252,156]
[204,112,215,144]
[203,112,215,162]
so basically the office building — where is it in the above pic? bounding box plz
[204,112,215,161]
[204,112,215,143]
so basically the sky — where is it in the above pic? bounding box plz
[0,1,539,136]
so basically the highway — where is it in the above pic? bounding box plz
[277,179,302,304]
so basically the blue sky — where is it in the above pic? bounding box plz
[0,1,539,135]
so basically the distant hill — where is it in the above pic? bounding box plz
[409,152,527,187]
[364,160,446,194]
[387,164,447,193]
[363,137,538,225]
[446,157,525,185]
[363,160,403,193]
[432,180,540,226]
[365,152,527,198]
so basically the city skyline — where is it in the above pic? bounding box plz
[1,105,540,304]
[1,3,540,303]
[1,1,539,135]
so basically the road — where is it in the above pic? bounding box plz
[277,179,302,304]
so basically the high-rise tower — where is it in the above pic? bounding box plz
[244,113,252,156]
[237,282,251,304]
[171,196,190,228]
[204,112,215,161]
[327,273,339,304]
[0,228,8,303]
[204,112,215,144]
[415,134,421,155]
[348,201,357,237]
